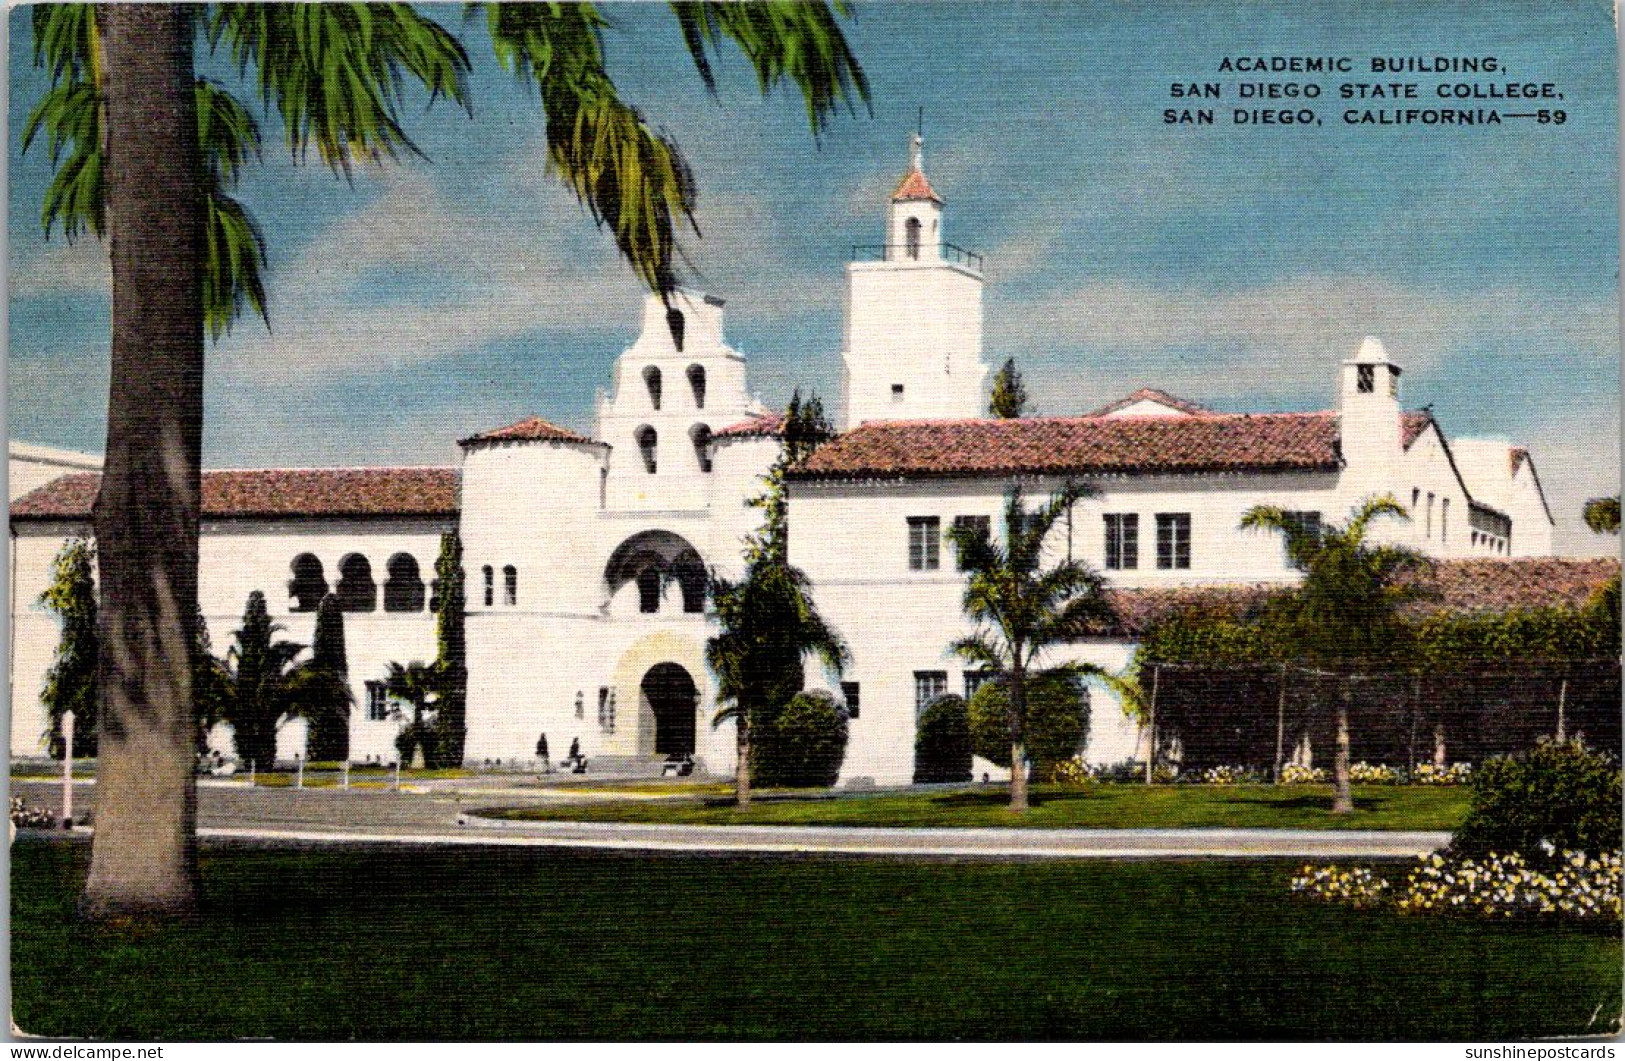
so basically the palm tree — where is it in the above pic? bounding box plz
[1241,496,1426,813]
[706,562,847,806]
[211,592,303,770]
[947,482,1116,811]
[382,660,441,767]
[26,3,867,920]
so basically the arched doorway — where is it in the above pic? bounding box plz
[642,663,697,757]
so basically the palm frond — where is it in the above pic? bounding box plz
[25,79,104,243]
[949,634,1006,673]
[207,3,472,177]
[666,1,870,133]
[1343,494,1409,544]
[485,3,695,298]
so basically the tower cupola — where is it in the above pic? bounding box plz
[886,133,944,262]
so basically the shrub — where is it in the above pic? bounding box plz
[395,721,439,768]
[10,796,55,830]
[755,690,847,788]
[967,672,1089,770]
[1280,764,1328,785]
[1200,764,1262,784]
[1450,739,1622,864]
[913,694,972,784]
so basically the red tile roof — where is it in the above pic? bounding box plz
[892,168,943,204]
[792,412,1345,480]
[1100,557,1619,636]
[1087,388,1214,417]
[12,468,460,521]
[713,412,787,439]
[459,416,598,448]
[1401,411,1433,449]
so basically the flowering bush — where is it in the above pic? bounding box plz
[1412,762,1472,785]
[1292,849,1622,923]
[1280,764,1328,785]
[1046,756,1093,785]
[1199,764,1265,784]
[1348,761,1400,784]
[1397,849,1621,921]
[10,796,55,830]
[1290,864,1391,909]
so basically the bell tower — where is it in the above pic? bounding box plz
[838,133,988,429]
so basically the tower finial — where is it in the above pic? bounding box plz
[909,131,923,172]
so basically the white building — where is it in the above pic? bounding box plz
[10,138,1587,783]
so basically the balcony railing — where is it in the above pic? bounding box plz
[850,242,985,271]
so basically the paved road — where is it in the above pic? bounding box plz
[11,779,1449,859]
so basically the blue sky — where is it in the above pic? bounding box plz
[7,1,1619,553]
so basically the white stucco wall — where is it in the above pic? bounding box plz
[11,517,448,762]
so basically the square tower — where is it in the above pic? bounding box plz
[839,134,989,429]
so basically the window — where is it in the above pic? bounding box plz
[905,216,921,260]
[914,671,948,715]
[336,554,377,612]
[951,515,990,570]
[598,687,616,733]
[643,365,663,410]
[841,681,861,720]
[503,565,518,607]
[1411,487,1420,516]
[383,553,426,612]
[1155,513,1191,570]
[365,681,389,722]
[1426,493,1435,539]
[575,691,585,719]
[482,565,494,608]
[635,425,658,474]
[964,670,995,699]
[1441,498,1449,544]
[907,517,941,571]
[891,383,905,401]
[1357,364,1375,393]
[289,554,328,612]
[1279,511,1323,570]
[637,567,661,613]
[1104,513,1139,570]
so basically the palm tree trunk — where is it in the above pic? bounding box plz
[1008,666,1029,811]
[735,712,752,807]
[1331,682,1353,814]
[81,4,205,922]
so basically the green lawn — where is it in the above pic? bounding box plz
[480,783,1471,831]
[13,837,1616,1040]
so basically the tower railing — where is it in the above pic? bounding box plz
[850,243,985,271]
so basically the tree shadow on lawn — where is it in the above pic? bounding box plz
[1226,793,1392,813]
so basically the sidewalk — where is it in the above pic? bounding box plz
[192,818,1450,859]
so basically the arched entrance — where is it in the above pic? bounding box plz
[642,663,697,757]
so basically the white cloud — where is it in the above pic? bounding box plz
[10,239,110,299]
[998,275,1618,408]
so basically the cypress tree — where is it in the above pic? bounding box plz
[430,533,467,767]
[304,594,351,762]
[989,357,1029,418]
[40,538,99,759]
